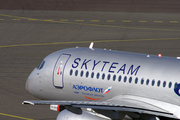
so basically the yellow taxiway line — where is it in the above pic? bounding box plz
[0,13,180,32]
[0,112,34,120]
[0,38,180,48]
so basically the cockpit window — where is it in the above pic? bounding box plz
[36,60,45,70]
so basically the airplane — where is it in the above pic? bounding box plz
[23,42,180,120]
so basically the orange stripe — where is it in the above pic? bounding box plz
[84,96,102,100]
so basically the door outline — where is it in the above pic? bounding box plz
[53,53,71,88]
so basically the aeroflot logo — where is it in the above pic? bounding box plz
[73,85,103,93]
[72,58,140,76]
[73,85,112,100]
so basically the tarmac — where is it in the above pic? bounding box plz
[0,0,180,120]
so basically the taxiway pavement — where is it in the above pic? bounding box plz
[0,1,180,120]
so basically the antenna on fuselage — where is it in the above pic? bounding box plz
[89,42,94,50]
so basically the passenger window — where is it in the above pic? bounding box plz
[91,72,94,78]
[113,75,116,81]
[146,79,149,85]
[124,76,127,82]
[157,80,161,87]
[75,70,78,76]
[152,80,155,86]
[135,77,138,84]
[129,77,132,83]
[169,82,172,88]
[86,71,89,78]
[70,69,73,75]
[174,82,178,89]
[102,73,105,80]
[141,78,144,85]
[163,81,166,87]
[118,75,121,82]
[80,71,83,77]
[96,73,100,79]
[107,74,111,80]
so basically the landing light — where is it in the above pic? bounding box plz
[158,54,162,57]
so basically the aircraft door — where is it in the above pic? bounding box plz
[53,53,71,88]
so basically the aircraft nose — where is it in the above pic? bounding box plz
[25,60,46,98]
[25,68,39,97]
[25,79,29,92]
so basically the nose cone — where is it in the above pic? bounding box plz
[25,68,40,98]
[25,79,29,92]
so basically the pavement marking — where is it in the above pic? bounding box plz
[139,21,147,23]
[0,38,180,48]
[91,20,99,22]
[0,112,34,120]
[0,13,180,31]
[75,20,84,22]
[107,20,115,22]
[44,19,53,21]
[0,18,4,20]
[154,21,163,23]
[0,14,13,17]
[122,20,131,22]
[169,21,178,23]
[50,20,180,31]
